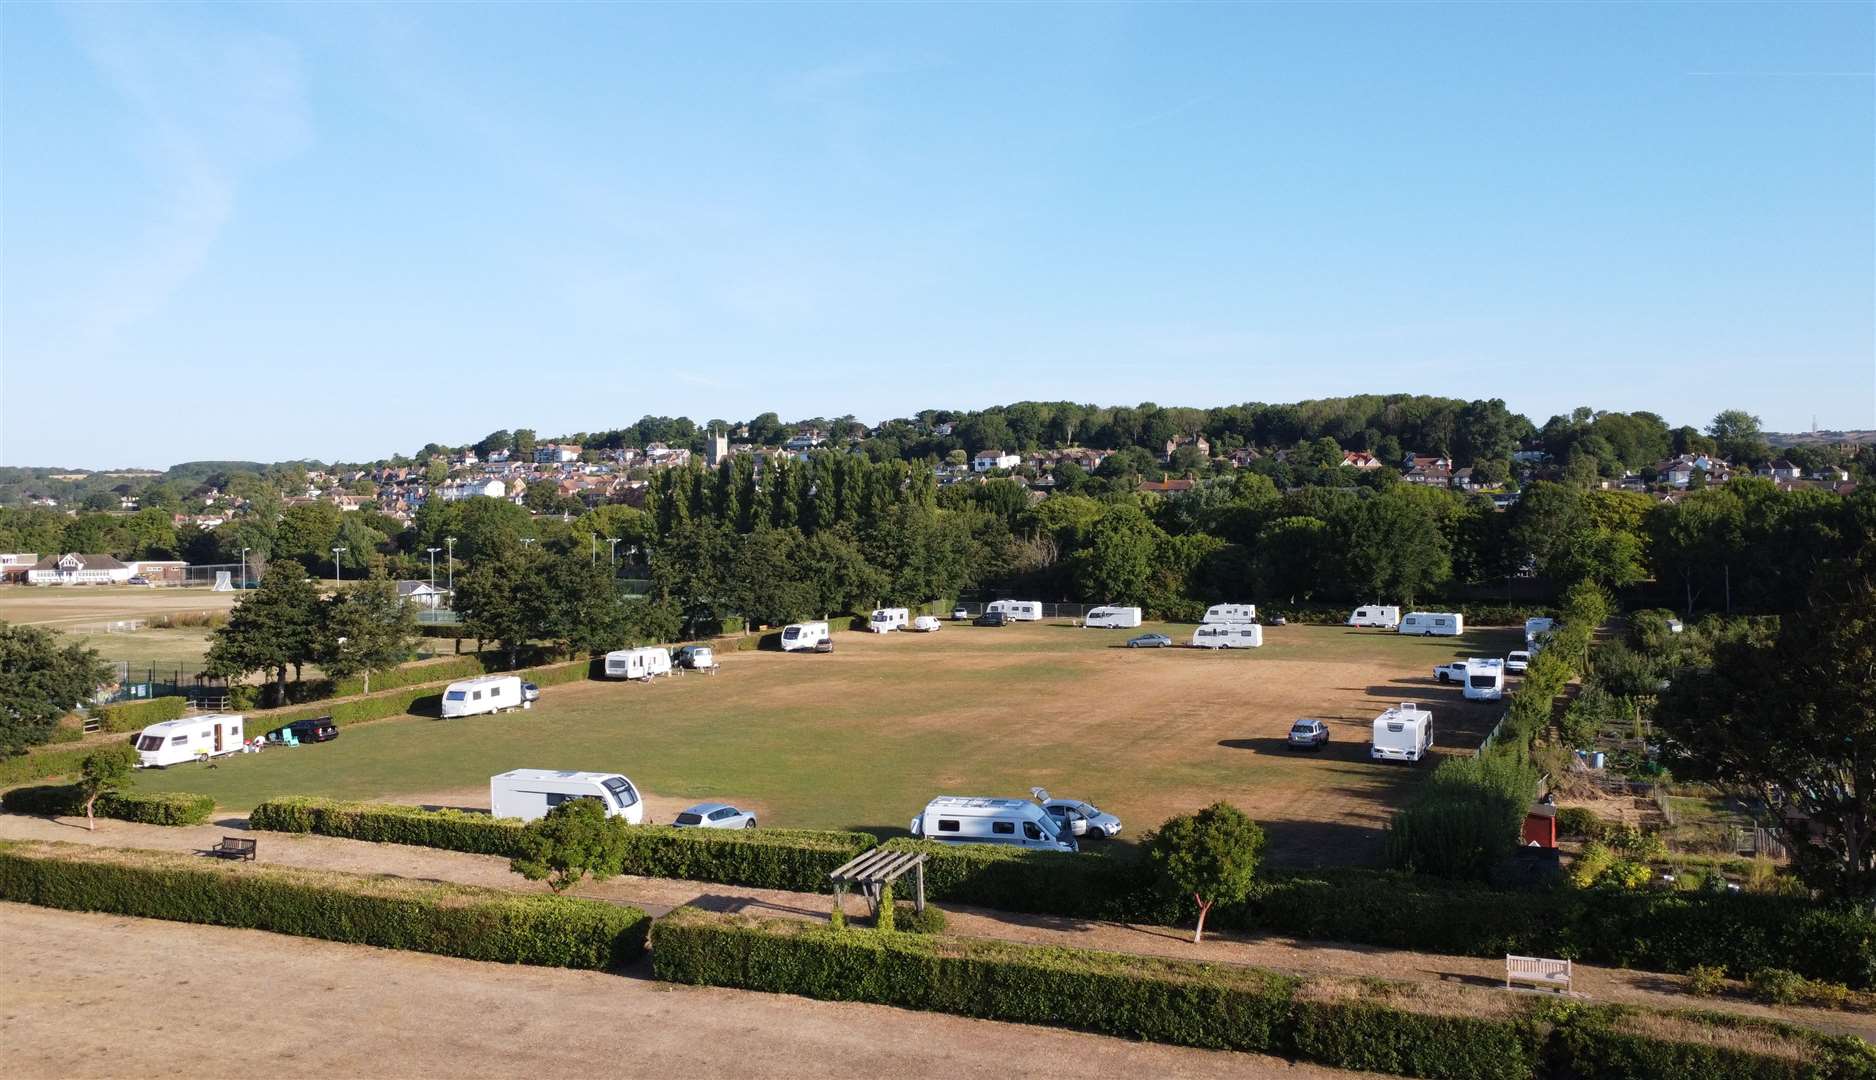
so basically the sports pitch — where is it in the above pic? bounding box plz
[131,620,1520,867]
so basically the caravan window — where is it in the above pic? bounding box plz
[446,691,466,701]
[138,736,162,751]
[170,735,187,746]
[992,821,1014,835]
[936,819,960,833]
[783,627,801,640]
[473,690,483,700]
[602,777,639,808]
[1469,674,1496,689]
[491,686,503,697]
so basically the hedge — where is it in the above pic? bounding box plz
[1,784,215,826]
[649,908,1875,1080]
[878,837,1167,920]
[0,744,96,787]
[248,797,877,892]
[92,696,189,734]
[0,840,647,970]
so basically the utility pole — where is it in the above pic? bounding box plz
[332,546,347,583]
[607,537,621,566]
[427,547,440,591]
[240,547,249,591]
[446,536,456,592]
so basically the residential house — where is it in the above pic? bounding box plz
[1757,460,1804,482]
[1341,451,1383,470]
[27,553,135,586]
[486,448,511,464]
[973,449,1021,473]
[533,444,581,465]
[396,580,449,611]
[783,430,825,451]
[1162,434,1211,463]
[451,449,479,467]
[1656,454,1730,489]
[1402,456,1454,487]
[1810,465,1852,482]
[439,478,507,502]
[1139,478,1197,494]
[1228,448,1263,469]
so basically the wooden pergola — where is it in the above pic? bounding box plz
[828,848,928,918]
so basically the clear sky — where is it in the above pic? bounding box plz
[2,2,1871,469]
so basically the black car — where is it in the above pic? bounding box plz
[286,716,339,743]
[974,611,1011,627]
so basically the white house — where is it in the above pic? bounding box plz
[440,478,507,502]
[27,553,135,586]
[783,431,826,451]
[396,581,449,610]
[533,444,581,464]
[973,449,1021,473]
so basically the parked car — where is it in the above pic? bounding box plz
[127,575,150,586]
[1267,615,1287,626]
[912,615,942,632]
[952,607,971,620]
[284,716,339,743]
[813,638,835,653]
[674,645,718,671]
[674,802,757,829]
[520,682,540,703]
[1127,633,1172,648]
[1041,798,1123,839]
[974,611,1010,627]
[1505,650,1531,674]
[1287,718,1330,750]
[1433,662,1468,684]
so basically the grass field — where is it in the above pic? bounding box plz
[0,586,241,629]
[131,620,1521,867]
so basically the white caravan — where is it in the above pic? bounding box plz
[868,608,910,633]
[441,674,529,719]
[1463,658,1507,701]
[1399,612,1465,637]
[1191,622,1263,649]
[133,714,245,768]
[986,600,1044,622]
[1202,603,1257,624]
[604,647,672,681]
[1524,617,1556,649]
[489,769,645,824]
[1348,605,1402,629]
[780,621,830,651]
[1084,605,1143,629]
[908,796,1076,852]
[1370,703,1433,763]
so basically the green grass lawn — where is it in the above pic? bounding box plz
[130,620,1520,865]
[75,628,218,672]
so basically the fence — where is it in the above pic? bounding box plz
[94,663,229,707]
[1731,825,1789,861]
[416,609,462,626]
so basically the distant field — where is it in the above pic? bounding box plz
[132,620,1522,868]
[0,586,240,629]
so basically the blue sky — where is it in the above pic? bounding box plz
[2,2,1871,468]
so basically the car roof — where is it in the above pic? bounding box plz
[682,802,736,814]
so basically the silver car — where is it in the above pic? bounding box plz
[673,802,757,829]
[1042,799,1122,839]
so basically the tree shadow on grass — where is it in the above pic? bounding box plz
[686,892,831,920]
[1216,737,1372,764]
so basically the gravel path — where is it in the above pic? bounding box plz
[3,813,1868,1042]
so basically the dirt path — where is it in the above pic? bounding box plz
[0,903,1380,1080]
[4,814,1867,1041]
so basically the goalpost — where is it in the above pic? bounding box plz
[211,571,234,592]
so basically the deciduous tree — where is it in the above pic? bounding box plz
[1146,803,1265,943]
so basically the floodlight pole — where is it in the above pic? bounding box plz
[607,537,621,566]
[240,547,249,590]
[332,547,347,582]
[427,547,440,591]
[446,536,456,592]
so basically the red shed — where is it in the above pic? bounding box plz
[1523,802,1558,849]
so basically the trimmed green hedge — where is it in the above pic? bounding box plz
[248,797,877,892]
[879,837,1166,920]
[92,696,189,734]
[246,655,602,736]
[1,784,215,826]
[0,744,96,787]
[0,840,647,970]
[650,908,1875,1080]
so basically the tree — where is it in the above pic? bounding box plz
[77,743,138,831]
[453,546,547,668]
[0,622,109,754]
[509,797,628,893]
[538,554,633,654]
[1146,802,1265,943]
[1069,503,1163,605]
[204,563,324,698]
[1336,489,1451,606]
[318,570,418,694]
[1656,552,1876,896]
[1708,409,1770,467]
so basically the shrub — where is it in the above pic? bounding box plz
[893,902,948,935]
[511,798,630,893]
[1556,806,1610,840]
[1749,967,1806,1006]
[1146,801,1264,942]
[248,797,875,891]
[47,725,84,745]
[0,840,646,970]
[879,838,1163,920]
[1685,964,1726,996]
[1,784,215,826]
[651,908,1869,1079]
[873,882,895,931]
[1387,754,1538,879]
[91,696,188,734]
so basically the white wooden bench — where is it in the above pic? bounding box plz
[1505,955,1572,993]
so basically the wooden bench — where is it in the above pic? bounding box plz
[1505,955,1572,993]
[204,836,257,861]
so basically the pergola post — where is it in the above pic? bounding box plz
[915,861,926,913]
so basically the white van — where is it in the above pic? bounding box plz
[489,769,644,824]
[1371,703,1433,763]
[133,714,245,768]
[1201,603,1257,624]
[780,621,830,651]
[441,674,529,719]
[1524,617,1555,649]
[911,615,942,632]
[1348,605,1402,629]
[986,600,1044,622]
[1191,622,1263,649]
[1463,658,1506,701]
[908,796,1076,852]
[1399,612,1465,637]
[868,608,910,633]
[604,646,672,681]
[1084,605,1143,629]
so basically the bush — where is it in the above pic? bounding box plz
[1685,964,1726,996]
[47,725,84,745]
[1,784,215,826]
[1749,967,1807,1006]
[0,840,646,969]
[248,797,875,891]
[1387,754,1538,879]
[879,838,1164,920]
[893,902,947,934]
[650,908,1870,1079]
[1556,806,1611,840]
[91,696,188,734]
